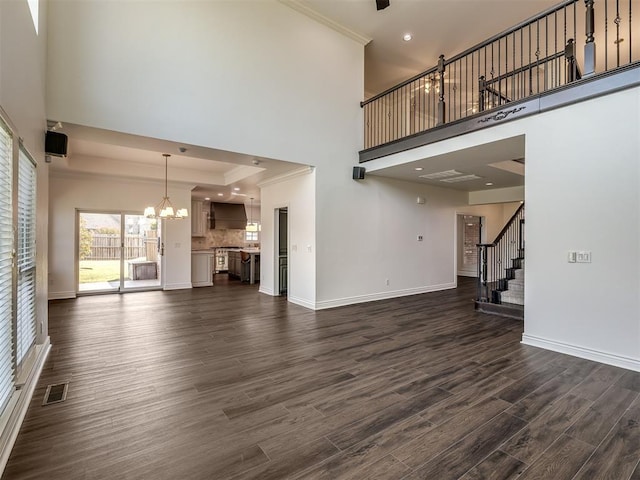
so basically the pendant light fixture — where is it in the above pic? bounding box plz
[144,153,188,219]
[246,197,258,232]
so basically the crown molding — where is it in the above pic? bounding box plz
[279,0,372,46]
[257,166,314,188]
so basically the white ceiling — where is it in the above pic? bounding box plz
[365,135,525,191]
[50,123,306,204]
[51,1,560,200]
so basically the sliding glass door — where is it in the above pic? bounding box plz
[77,211,161,293]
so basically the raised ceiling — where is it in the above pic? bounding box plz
[51,1,560,199]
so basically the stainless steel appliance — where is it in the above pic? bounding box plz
[214,247,242,273]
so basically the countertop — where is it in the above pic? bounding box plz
[192,247,260,254]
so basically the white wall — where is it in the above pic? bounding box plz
[360,86,640,370]
[49,173,192,298]
[260,169,316,307]
[46,1,363,167]
[45,0,524,310]
[46,0,370,306]
[0,0,48,340]
[314,174,514,308]
[523,87,640,370]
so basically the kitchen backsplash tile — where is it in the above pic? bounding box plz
[191,229,247,250]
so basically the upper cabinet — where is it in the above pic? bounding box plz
[191,201,208,237]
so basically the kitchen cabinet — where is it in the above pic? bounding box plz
[191,252,213,286]
[191,201,208,237]
[228,251,241,278]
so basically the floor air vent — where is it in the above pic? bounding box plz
[42,383,68,406]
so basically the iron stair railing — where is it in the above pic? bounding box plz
[477,204,525,305]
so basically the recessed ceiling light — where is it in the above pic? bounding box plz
[204,197,210,201]
[403,33,412,42]
[233,187,240,191]
[415,167,423,171]
[217,193,224,197]
[485,182,493,186]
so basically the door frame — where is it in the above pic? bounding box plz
[75,209,164,295]
[273,205,289,296]
[454,212,485,280]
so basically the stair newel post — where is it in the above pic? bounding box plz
[565,38,577,82]
[584,0,596,77]
[478,76,486,112]
[437,54,446,125]
[481,245,489,301]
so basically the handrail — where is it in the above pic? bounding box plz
[479,203,525,247]
[362,0,576,106]
[361,0,638,151]
[361,66,438,107]
[476,204,525,305]
[444,0,577,66]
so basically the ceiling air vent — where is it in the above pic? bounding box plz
[440,174,482,183]
[419,169,463,180]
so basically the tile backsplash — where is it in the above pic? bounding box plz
[191,229,249,250]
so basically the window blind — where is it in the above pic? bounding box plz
[0,119,15,413]
[16,147,36,366]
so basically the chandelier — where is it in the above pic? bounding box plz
[144,153,188,219]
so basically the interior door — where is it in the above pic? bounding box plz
[77,211,161,294]
[457,215,482,277]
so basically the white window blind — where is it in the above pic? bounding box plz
[0,120,15,413]
[16,147,36,366]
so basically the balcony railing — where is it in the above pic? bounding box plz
[361,0,638,153]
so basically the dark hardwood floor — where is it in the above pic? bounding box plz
[3,276,640,479]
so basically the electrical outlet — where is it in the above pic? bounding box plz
[385,278,389,286]
[417,235,423,241]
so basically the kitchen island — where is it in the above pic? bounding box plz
[228,248,260,284]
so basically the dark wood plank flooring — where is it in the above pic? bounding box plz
[4,276,640,479]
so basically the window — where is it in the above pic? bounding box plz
[245,230,259,242]
[0,119,15,413]
[16,147,37,366]
[0,110,39,418]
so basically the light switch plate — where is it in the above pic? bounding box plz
[568,251,576,263]
[577,251,592,263]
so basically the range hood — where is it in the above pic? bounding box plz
[210,202,247,230]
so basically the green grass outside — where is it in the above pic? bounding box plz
[79,260,121,284]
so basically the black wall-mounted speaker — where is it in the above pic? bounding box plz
[352,166,366,180]
[376,0,390,10]
[45,131,68,157]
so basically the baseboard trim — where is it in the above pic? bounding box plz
[522,333,640,372]
[314,282,456,311]
[0,338,51,475]
[163,282,192,291]
[259,286,275,296]
[288,296,315,310]
[48,291,76,300]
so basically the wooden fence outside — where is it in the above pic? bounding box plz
[90,234,146,260]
